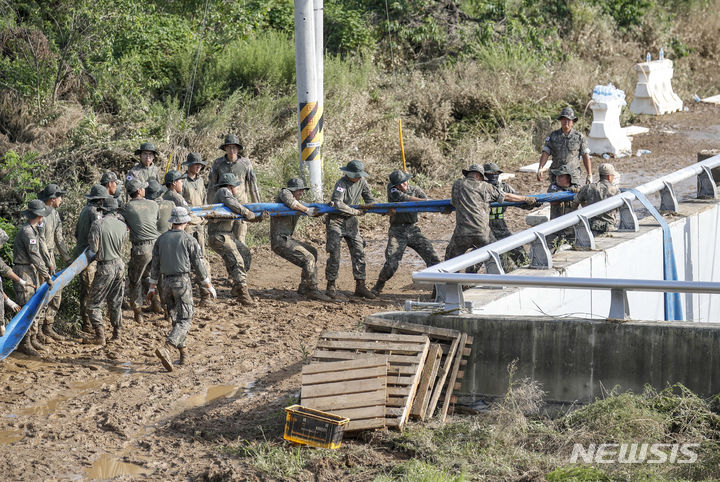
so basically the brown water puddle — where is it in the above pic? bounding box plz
[0,429,23,444]
[182,384,239,408]
[85,454,147,479]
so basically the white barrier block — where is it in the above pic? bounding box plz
[630,59,683,115]
[622,125,650,136]
[518,162,549,173]
[588,84,632,157]
[499,173,515,182]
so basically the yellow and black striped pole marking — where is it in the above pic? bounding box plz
[300,101,322,162]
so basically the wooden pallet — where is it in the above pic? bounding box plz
[364,316,473,422]
[312,331,430,429]
[301,357,388,432]
[410,344,442,420]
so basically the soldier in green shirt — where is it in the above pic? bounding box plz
[74,185,107,335]
[0,229,25,337]
[572,163,621,235]
[181,152,212,305]
[162,170,189,207]
[84,197,128,345]
[150,207,215,371]
[325,160,376,300]
[208,172,257,306]
[270,178,331,301]
[100,171,124,209]
[126,142,160,185]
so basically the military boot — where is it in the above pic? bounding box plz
[130,301,144,323]
[178,347,188,366]
[370,280,386,297]
[34,330,50,345]
[155,343,174,372]
[231,283,255,306]
[19,336,40,357]
[305,284,333,302]
[83,326,106,346]
[30,333,47,352]
[354,280,376,299]
[151,294,164,314]
[43,320,65,341]
[325,281,347,301]
[110,326,121,341]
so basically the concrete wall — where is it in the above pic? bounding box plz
[464,201,720,322]
[370,311,720,404]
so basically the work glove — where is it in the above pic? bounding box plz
[49,267,56,277]
[525,196,537,206]
[354,208,366,216]
[206,284,217,300]
[45,276,54,289]
[536,170,543,182]
[569,186,580,193]
[306,207,322,217]
[5,298,20,313]
[586,174,593,184]
[358,203,375,210]
[260,211,270,221]
[244,210,256,221]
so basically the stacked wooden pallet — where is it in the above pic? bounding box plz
[364,316,473,422]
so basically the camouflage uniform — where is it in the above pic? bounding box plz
[375,184,439,287]
[546,177,580,248]
[325,176,375,282]
[122,197,160,308]
[126,162,159,185]
[488,182,528,269]
[0,256,13,333]
[542,129,590,186]
[87,209,127,339]
[162,189,189,208]
[40,205,71,326]
[208,186,253,289]
[150,228,208,349]
[182,164,212,301]
[574,180,620,234]
[445,176,504,263]
[207,155,260,243]
[270,187,319,291]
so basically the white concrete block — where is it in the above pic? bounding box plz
[630,59,683,115]
[498,173,515,182]
[588,85,632,157]
[518,162,549,173]
[622,125,650,136]
[701,94,720,104]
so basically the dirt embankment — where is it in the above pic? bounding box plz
[0,104,718,479]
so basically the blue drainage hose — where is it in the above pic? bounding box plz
[628,189,684,321]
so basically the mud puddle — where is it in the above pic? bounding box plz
[85,454,147,479]
[180,381,258,410]
[0,429,23,445]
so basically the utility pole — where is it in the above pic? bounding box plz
[294,0,324,201]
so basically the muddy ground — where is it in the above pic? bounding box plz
[0,104,718,480]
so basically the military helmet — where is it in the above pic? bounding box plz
[168,206,191,224]
[462,163,485,177]
[134,142,159,156]
[550,165,573,177]
[101,197,119,213]
[483,162,502,174]
[164,169,187,186]
[599,163,618,177]
[84,184,109,200]
[558,107,578,122]
[125,179,148,196]
[219,134,243,151]
[38,183,66,201]
[217,172,242,187]
[100,171,119,185]
[286,177,307,192]
[145,179,167,200]
[24,199,51,218]
[182,152,207,168]
[339,160,369,178]
[389,169,411,187]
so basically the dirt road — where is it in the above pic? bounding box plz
[0,104,718,479]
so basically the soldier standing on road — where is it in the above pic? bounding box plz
[572,163,621,235]
[126,142,161,185]
[270,178,331,301]
[208,172,258,306]
[84,197,127,345]
[370,170,440,296]
[546,164,581,249]
[150,207,216,372]
[483,163,531,270]
[537,107,593,186]
[74,185,107,336]
[0,228,28,337]
[181,152,213,305]
[100,171,123,209]
[325,160,376,300]
[38,184,71,341]
[445,164,536,268]
[122,179,162,321]
[13,199,54,356]
[207,135,261,244]
[146,179,173,235]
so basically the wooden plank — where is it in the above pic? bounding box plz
[426,333,461,418]
[312,350,423,364]
[302,378,386,398]
[321,331,433,343]
[302,357,387,375]
[302,366,387,385]
[347,418,386,431]
[384,375,417,386]
[316,339,428,353]
[330,405,385,421]
[364,316,460,340]
[386,386,411,397]
[303,389,385,411]
[410,344,442,420]
[439,333,468,423]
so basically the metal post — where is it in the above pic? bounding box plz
[574,215,596,249]
[312,0,324,201]
[294,0,323,201]
[529,233,553,269]
[618,197,639,232]
[609,288,630,320]
[659,181,679,212]
[697,166,718,199]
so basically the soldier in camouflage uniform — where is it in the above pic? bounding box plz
[207,134,261,244]
[181,152,212,305]
[0,229,26,337]
[126,142,161,186]
[37,184,71,341]
[208,172,257,306]
[146,179,173,234]
[100,171,124,209]
[572,163,621,235]
[370,170,440,296]
[74,185,107,335]
[163,169,189,207]
[546,164,581,249]
[13,199,54,356]
[122,178,161,321]
[325,160,376,300]
[84,197,127,345]
[270,178,331,301]
[537,107,593,186]
[150,207,216,371]
[445,164,535,268]
[483,163,530,270]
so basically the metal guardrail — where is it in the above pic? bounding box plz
[412,154,720,313]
